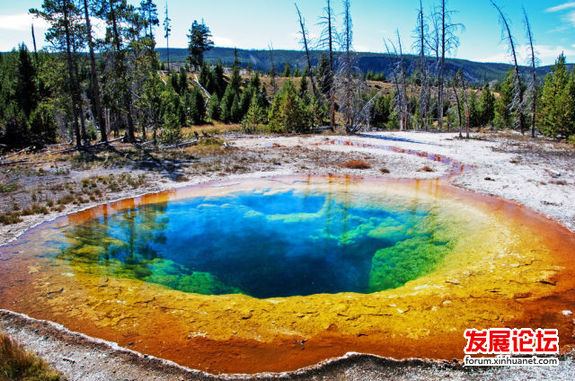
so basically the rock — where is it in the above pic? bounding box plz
[562,310,573,316]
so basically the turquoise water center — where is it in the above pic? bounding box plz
[51,178,461,298]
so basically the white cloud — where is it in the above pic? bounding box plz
[545,2,575,27]
[0,14,48,32]
[569,10,575,26]
[475,44,575,65]
[546,2,575,13]
[212,35,235,48]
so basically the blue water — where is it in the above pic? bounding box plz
[55,188,451,298]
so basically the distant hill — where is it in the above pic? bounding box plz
[157,47,572,84]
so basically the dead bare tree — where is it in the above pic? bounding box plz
[523,8,537,138]
[452,74,463,137]
[336,0,371,134]
[431,0,462,130]
[452,70,470,139]
[491,0,524,134]
[295,3,319,98]
[318,0,336,131]
[414,0,429,130]
[386,31,409,131]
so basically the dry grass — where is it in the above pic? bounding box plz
[0,332,64,380]
[180,138,230,158]
[181,123,241,137]
[0,183,18,193]
[339,160,371,170]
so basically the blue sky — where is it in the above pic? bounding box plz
[0,0,574,65]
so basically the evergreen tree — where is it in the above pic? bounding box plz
[178,67,189,94]
[31,0,86,147]
[208,94,221,121]
[479,83,495,126]
[283,62,291,77]
[187,20,214,71]
[94,0,140,143]
[139,0,159,39]
[229,53,242,93]
[220,85,237,123]
[268,80,311,133]
[540,54,575,138]
[199,62,214,93]
[186,87,206,125]
[29,102,57,143]
[3,103,29,147]
[468,91,481,128]
[299,75,309,99]
[494,69,514,129]
[242,97,267,132]
[317,53,332,97]
[213,60,226,97]
[15,45,38,118]
[372,93,392,127]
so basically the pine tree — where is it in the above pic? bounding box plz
[208,94,221,121]
[199,62,213,93]
[139,0,159,39]
[213,60,226,97]
[220,85,236,123]
[299,75,309,99]
[479,83,495,126]
[187,20,214,71]
[494,70,514,129]
[15,45,38,118]
[29,102,57,143]
[268,80,311,133]
[540,54,574,138]
[283,62,291,77]
[178,67,189,94]
[242,97,267,133]
[317,53,332,97]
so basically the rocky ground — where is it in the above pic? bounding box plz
[0,130,574,380]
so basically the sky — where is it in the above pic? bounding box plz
[0,0,574,65]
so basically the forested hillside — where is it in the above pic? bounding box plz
[1,0,575,152]
[158,47,573,85]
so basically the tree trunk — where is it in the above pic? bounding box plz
[524,10,537,138]
[83,0,107,142]
[492,1,524,134]
[63,1,82,149]
[109,0,136,143]
[327,0,335,132]
[452,80,462,138]
[295,4,318,98]
[418,0,427,131]
[438,0,446,130]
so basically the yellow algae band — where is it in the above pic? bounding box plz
[0,175,574,374]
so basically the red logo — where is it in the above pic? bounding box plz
[464,328,559,355]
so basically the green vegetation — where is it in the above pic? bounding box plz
[1,0,574,150]
[540,54,575,139]
[157,47,572,84]
[0,332,63,381]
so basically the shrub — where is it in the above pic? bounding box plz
[0,332,63,380]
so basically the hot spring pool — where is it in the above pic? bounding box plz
[1,175,574,373]
[55,181,458,298]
